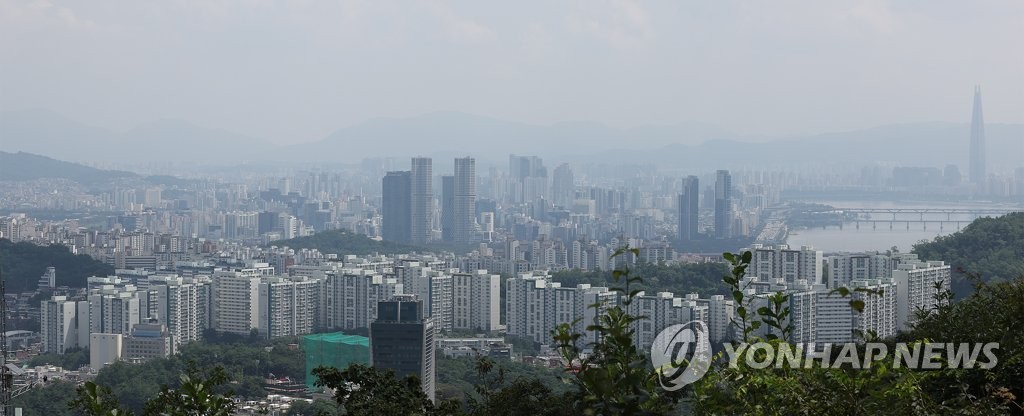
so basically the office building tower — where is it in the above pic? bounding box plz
[678,176,699,243]
[441,175,455,242]
[509,155,547,203]
[969,86,987,186]
[371,296,436,401]
[411,157,433,244]
[122,320,175,362]
[382,171,412,243]
[551,163,574,209]
[714,170,732,239]
[453,157,476,244]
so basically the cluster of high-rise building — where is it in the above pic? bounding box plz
[740,246,951,343]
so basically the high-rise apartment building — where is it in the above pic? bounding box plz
[150,275,211,349]
[746,244,823,284]
[714,170,732,239]
[257,275,320,339]
[893,260,951,330]
[40,295,89,353]
[212,270,262,335]
[627,292,709,351]
[371,296,436,401]
[451,270,500,332]
[88,289,140,336]
[324,269,403,330]
[382,171,412,243]
[678,176,699,243]
[410,157,433,244]
[506,272,615,347]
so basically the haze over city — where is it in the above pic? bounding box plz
[2,2,1024,415]
[2,0,1023,150]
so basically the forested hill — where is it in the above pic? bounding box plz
[551,261,731,298]
[913,212,1024,297]
[0,238,114,292]
[0,151,136,185]
[269,230,426,256]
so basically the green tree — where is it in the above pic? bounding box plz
[142,366,236,416]
[312,364,462,416]
[69,381,134,416]
[551,246,686,415]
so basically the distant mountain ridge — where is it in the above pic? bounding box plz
[3,109,1022,170]
[0,151,138,185]
[0,109,271,164]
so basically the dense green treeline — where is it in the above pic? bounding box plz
[0,238,114,292]
[913,212,1024,297]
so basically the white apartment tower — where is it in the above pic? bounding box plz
[324,269,403,330]
[747,244,823,284]
[40,296,90,353]
[452,270,501,332]
[257,275,321,339]
[893,260,951,330]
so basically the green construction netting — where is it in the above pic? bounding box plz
[303,332,371,388]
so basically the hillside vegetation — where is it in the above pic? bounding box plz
[0,238,114,292]
[913,212,1024,297]
[0,151,136,185]
[269,229,433,256]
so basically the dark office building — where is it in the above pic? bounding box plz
[257,211,278,235]
[371,295,436,401]
[382,171,412,243]
[678,175,699,243]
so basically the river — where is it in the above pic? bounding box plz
[784,200,1024,252]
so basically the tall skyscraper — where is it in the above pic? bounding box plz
[382,171,412,243]
[551,163,574,209]
[714,170,732,239]
[969,86,987,186]
[678,175,699,243]
[410,157,433,244]
[371,295,436,401]
[453,157,476,243]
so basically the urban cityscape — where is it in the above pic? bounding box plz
[1,2,1022,415]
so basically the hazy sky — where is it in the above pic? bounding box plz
[2,0,1022,145]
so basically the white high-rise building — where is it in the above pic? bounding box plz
[753,278,897,344]
[893,260,951,330]
[150,275,212,348]
[40,296,89,353]
[686,293,734,343]
[747,244,823,284]
[826,252,894,289]
[212,270,262,335]
[506,272,615,347]
[324,269,402,330]
[88,290,141,336]
[452,270,501,332]
[393,260,454,333]
[257,275,321,338]
[628,292,709,351]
